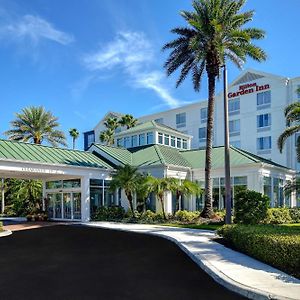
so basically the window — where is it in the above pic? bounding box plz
[46,180,62,189]
[84,130,95,150]
[116,138,123,147]
[297,85,300,99]
[257,136,272,150]
[182,139,188,149]
[257,113,271,129]
[257,91,271,108]
[228,98,240,115]
[63,179,81,189]
[158,132,163,144]
[139,134,145,146]
[176,112,186,128]
[124,137,131,148]
[171,136,176,147]
[229,119,240,136]
[155,118,163,124]
[199,127,206,143]
[177,138,182,148]
[147,132,153,144]
[200,107,207,123]
[230,140,241,148]
[164,134,170,145]
[131,135,137,147]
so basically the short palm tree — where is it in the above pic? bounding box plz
[163,0,266,218]
[4,106,67,147]
[278,92,300,161]
[109,165,140,216]
[148,177,173,220]
[136,174,153,212]
[69,128,79,149]
[169,178,202,214]
[99,129,115,146]
[119,114,138,129]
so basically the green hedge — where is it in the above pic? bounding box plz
[0,221,3,232]
[264,208,300,224]
[217,225,300,278]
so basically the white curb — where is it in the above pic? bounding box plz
[0,230,12,238]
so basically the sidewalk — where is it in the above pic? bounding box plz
[85,222,300,300]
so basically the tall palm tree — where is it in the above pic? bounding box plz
[163,0,266,218]
[148,177,173,220]
[109,165,140,216]
[119,114,138,129]
[69,128,79,150]
[169,178,202,214]
[104,117,119,131]
[99,129,115,146]
[278,91,300,161]
[4,106,67,147]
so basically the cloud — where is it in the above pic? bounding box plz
[1,14,74,45]
[83,31,181,108]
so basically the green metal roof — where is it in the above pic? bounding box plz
[92,143,291,171]
[115,120,191,137]
[0,139,113,169]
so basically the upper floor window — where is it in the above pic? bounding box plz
[132,135,138,147]
[200,107,208,123]
[117,138,123,147]
[257,113,271,129]
[228,98,240,115]
[230,140,241,148]
[199,127,206,143]
[297,85,300,99]
[177,137,182,148]
[229,119,240,136]
[124,137,131,148]
[147,132,154,144]
[155,118,164,124]
[158,132,163,144]
[182,139,188,149]
[139,134,145,146]
[257,136,272,150]
[84,131,95,150]
[257,91,271,109]
[164,134,170,146]
[171,136,176,147]
[176,112,186,128]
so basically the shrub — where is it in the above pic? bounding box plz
[264,208,292,224]
[289,208,300,223]
[214,209,225,221]
[174,210,200,223]
[3,205,16,217]
[92,206,125,221]
[234,190,270,224]
[138,210,165,223]
[0,221,3,232]
[218,224,300,278]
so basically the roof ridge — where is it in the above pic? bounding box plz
[230,146,259,163]
[153,144,166,165]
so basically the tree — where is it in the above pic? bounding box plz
[99,129,115,146]
[4,106,67,147]
[169,178,202,214]
[109,165,140,216]
[148,177,173,220]
[104,117,119,131]
[69,128,79,150]
[163,0,266,218]
[136,174,153,212]
[119,114,138,129]
[278,92,300,161]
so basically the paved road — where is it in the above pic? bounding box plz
[0,225,245,300]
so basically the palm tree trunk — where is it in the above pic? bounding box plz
[200,72,216,219]
[159,195,167,220]
[126,191,135,217]
[173,191,180,215]
[73,138,75,150]
[1,178,5,214]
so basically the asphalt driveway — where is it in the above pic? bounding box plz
[0,225,245,300]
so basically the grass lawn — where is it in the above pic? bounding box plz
[161,223,223,231]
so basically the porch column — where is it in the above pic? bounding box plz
[81,176,90,222]
[164,191,173,214]
[42,181,46,211]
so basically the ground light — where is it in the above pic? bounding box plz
[222,64,232,225]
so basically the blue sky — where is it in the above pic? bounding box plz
[0,0,299,149]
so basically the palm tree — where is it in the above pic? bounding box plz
[136,174,153,212]
[4,106,67,147]
[104,117,119,131]
[109,165,141,216]
[119,114,138,129]
[169,178,202,214]
[69,128,79,150]
[148,177,173,220]
[99,129,115,146]
[278,98,300,161]
[163,0,266,218]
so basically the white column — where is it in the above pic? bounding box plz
[81,176,90,222]
[164,191,173,214]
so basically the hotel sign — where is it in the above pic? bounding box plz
[228,83,270,98]
[21,167,63,174]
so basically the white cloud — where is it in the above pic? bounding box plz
[83,31,181,108]
[1,14,74,45]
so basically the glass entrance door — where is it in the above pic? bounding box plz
[54,193,62,219]
[63,193,72,219]
[73,193,81,219]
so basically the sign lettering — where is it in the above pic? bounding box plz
[228,83,270,98]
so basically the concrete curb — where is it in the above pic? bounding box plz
[83,223,299,300]
[0,230,12,238]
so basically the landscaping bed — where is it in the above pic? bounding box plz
[217,224,300,279]
[0,221,3,232]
